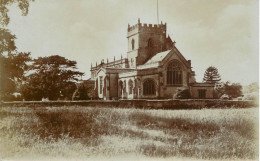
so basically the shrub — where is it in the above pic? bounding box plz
[173,88,190,99]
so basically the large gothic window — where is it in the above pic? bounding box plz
[167,61,182,85]
[143,79,155,95]
[131,39,135,50]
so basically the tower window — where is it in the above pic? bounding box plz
[148,39,152,47]
[167,61,182,85]
[143,79,155,95]
[131,39,135,50]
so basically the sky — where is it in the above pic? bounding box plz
[7,0,259,85]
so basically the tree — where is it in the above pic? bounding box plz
[0,0,34,27]
[0,0,34,100]
[217,81,243,99]
[21,55,84,100]
[0,28,31,100]
[224,82,242,98]
[0,52,31,100]
[72,84,88,100]
[203,66,221,84]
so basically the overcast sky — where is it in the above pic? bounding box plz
[7,0,259,85]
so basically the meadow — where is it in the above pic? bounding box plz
[0,106,258,161]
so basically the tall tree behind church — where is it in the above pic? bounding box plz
[203,66,221,84]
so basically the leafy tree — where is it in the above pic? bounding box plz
[203,66,221,84]
[0,52,31,100]
[217,81,243,99]
[224,82,242,98]
[21,55,84,100]
[0,0,34,100]
[72,84,88,100]
[0,28,31,100]
[0,28,16,53]
[0,0,34,27]
[243,82,259,94]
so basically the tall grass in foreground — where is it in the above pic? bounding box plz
[0,106,258,160]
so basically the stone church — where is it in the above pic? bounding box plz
[89,19,214,100]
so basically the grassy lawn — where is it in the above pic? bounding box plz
[0,106,258,161]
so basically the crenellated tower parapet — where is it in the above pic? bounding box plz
[127,19,166,38]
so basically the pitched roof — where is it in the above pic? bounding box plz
[144,50,171,65]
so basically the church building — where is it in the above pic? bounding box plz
[89,19,214,100]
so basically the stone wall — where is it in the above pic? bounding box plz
[2,100,256,109]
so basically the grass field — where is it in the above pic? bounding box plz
[0,106,258,161]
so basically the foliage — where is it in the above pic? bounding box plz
[0,28,16,53]
[0,29,31,101]
[217,81,243,99]
[0,52,31,100]
[174,88,190,99]
[224,82,242,98]
[21,55,83,100]
[0,0,34,27]
[243,82,259,94]
[72,84,89,100]
[243,92,258,101]
[203,66,221,84]
[0,0,34,100]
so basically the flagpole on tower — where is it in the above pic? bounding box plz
[157,0,159,25]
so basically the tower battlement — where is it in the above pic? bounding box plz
[127,19,166,38]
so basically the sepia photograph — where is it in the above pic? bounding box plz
[0,0,259,160]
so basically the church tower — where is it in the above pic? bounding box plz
[127,18,172,68]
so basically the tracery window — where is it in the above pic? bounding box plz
[167,61,182,85]
[143,79,155,95]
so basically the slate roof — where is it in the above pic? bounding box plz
[144,50,171,65]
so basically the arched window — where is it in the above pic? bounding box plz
[128,79,133,95]
[143,79,155,95]
[131,39,135,50]
[147,38,152,47]
[99,76,103,94]
[119,81,123,98]
[167,61,182,85]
